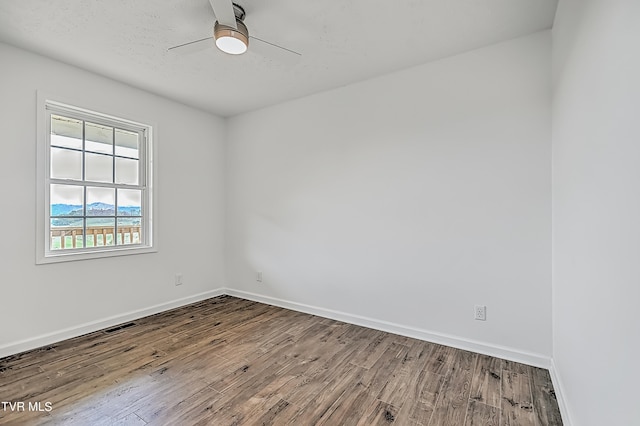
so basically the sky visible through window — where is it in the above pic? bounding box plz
[50,124,140,207]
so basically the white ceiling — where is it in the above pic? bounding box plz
[0,0,558,117]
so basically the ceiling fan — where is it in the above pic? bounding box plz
[168,0,301,58]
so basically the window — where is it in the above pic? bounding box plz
[37,97,154,263]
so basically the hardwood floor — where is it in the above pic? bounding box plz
[0,296,563,425]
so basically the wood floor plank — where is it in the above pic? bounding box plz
[470,354,503,408]
[317,380,375,425]
[40,374,160,425]
[423,344,457,376]
[376,339,437,407]
[360,342,411,398]
[502,370,536,426]
[465,399,500,426]
[504,360,533,376]
[0,296,563,426]
[530,367,563,426]
[0,345,59,371]
[205,335,298,393]
[428,349,477,426]
[151,350,242,387]
[240,395,299,425]
[299,325,373,381]
[0,363,45,388]
[140,385,223,425]
[349,330,394,369]
[359,399,401,426]
[275,373,328,408]
[286,361,368,425]
[203,365,302,424]
[396,369,446,425]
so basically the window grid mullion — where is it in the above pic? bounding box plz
[50,148,137,160]
[112,125,118,245]
[115,190,119,246]
[82,120,87,249]
[112,124,116,185]
[83,185,87,249]
[82,120,86,181]
[49,179,143,190]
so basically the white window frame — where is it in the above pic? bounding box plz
[36,93,156,264]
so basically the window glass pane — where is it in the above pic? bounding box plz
[50,218,84,250]
[50,184,83,217]
[117,218,142,245]
[117,189,141,216]
[87,218,115,247]
[51,115,82,149]
[115,157,138,185]
[51,147,82,180]
[85,152,113,183]
[86,187,115,216]
[115,129,139,158]
[85,122,113,154]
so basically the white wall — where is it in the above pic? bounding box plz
[226,32,552,361]
[0,42,226,354]
[552,0,640,425]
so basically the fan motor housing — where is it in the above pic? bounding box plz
[214,19,249,48]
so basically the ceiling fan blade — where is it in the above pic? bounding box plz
[249,36,301,65]
[209,0,237,29]
[168,37,214,55]
[250,36,301,57]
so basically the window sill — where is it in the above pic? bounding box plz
[36,245,157,264]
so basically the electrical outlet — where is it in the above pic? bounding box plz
[175,273,183,286]
[256,271,263,283]
[474,305,486,321]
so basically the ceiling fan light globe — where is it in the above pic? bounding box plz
[216,36,247,55]
[214,21,249,55]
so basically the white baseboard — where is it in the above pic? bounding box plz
[549,359,573,426]
[0,288,225,359]
[224,289,551,369]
